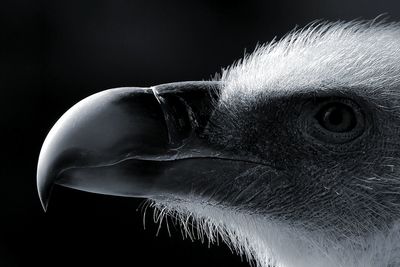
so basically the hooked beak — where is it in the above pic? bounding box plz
[38,81,241,211]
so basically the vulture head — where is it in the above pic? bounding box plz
[37,21,400,267]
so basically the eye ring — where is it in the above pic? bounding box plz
[315,102,356,133]
[302,97,366,144]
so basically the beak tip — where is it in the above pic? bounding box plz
[37,178,52,212]
[40,199,49,212]
[39,192,49,212]
[37,147,56,212]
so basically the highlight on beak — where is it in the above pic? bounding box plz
[37,82,221,211]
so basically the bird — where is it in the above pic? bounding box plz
[37,20,400,267]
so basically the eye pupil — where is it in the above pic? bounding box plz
[325,107,343,125]
[316,103,356,133]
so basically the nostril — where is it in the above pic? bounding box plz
[152,81,221,149]
[169,96,194,136]
[161,95,194,140]
[152,88,195,148]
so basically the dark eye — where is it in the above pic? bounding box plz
[301,98,366,144]
[315,103,356,133]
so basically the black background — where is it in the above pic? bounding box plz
[2,0,400,266]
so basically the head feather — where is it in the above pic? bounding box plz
[219,20,400,107]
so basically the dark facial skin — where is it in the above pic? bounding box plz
[198,87,400,238]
